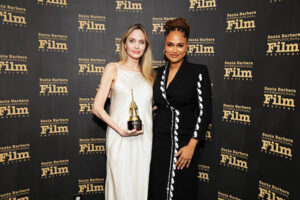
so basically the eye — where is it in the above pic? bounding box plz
[178,44,184,48]
[129,39,134,43]
[167,43,173,47]
[139,40,145,45]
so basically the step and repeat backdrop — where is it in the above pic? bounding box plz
[0,0,299,199]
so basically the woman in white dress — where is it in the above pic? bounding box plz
[92,24,155,200]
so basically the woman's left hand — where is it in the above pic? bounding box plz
[175,145,196,170]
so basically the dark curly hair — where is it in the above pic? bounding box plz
[164,17,190,39]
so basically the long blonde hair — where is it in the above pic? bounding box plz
[120,24,155,84]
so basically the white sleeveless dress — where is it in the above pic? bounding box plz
[105,65,153,200]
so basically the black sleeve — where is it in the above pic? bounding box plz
[192,65,212,141]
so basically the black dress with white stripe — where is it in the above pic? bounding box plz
[148,60,212,200]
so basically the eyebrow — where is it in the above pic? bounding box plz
[167,41,185,44]
[128,38,145,42]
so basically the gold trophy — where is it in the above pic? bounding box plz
[127,89,142,130]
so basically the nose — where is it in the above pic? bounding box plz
[172,46,178,53]
[134,41,139,49]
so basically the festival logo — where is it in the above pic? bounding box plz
[0,99,29,118]
[266,33,299,56]
[220,147,248,171]
[226,11,256,32]
[78,58,105,75]
[40,118,69,137]
[269,0,287,3]
[224,61,253,81]
[261,132,293,160]
[39,78,68,96]
[79,138,106,154]
[205,123,212,141]
[218,191,241,200]
[187,38,215,56]
[153,60,167,68]
[0,144,30,164]
[263,87,296,110]
[38,33,68,52]
[115,37,121,54]
[41,159,69,178]
[222,104,251,125]
[258,180,290,200]
[79,97,94,114]
[197,164,210,182]
[0,4,26,27]
[78,178,105,194]
[78,14,106,32]
[0,54,28,75]
[115,0,142,12]
[0,188,30,200]
[37,0,68,7]
[189,0,217,12]
[152,17,176,34]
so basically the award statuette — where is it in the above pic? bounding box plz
[127,89,142,131]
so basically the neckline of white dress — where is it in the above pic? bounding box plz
[118,68,142,74]
[116,62,142,74]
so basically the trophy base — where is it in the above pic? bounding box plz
[128,120,142,131]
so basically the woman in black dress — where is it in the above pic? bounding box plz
[148,18,212,200]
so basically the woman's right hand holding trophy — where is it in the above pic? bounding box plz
[122,89,144,137]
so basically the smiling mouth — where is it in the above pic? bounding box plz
[170,54,179,58]
[132,50,141,54]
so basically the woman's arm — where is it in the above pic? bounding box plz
[192,65,212,140]
[92,63,143,137]
[175,65,212,169]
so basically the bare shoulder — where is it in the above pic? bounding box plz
[100,62,118,82]
[104,62,118,73]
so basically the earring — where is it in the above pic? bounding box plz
[163,49,165,54]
